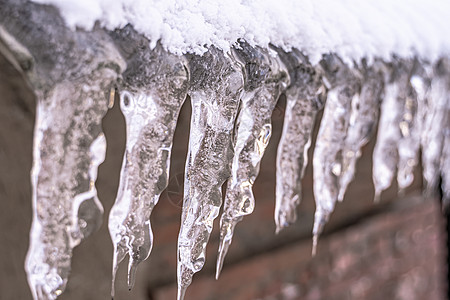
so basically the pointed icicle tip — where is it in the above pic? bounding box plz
[215,254,223,280]
[177,285,187,300]
[215,265,222,281]
[374,190,381,203]
[216,238,228,280]
[127,258,139,292]
[312,234,318,257]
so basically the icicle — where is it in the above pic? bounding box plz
[372,60,413,201]
[107,33,190,297]
[177,47,243,299]
[273,48,326,233]
[25,40,125,300]
[422,58,450,194]
[396,61,423,192]
[215,41,289,278]
[338,61,385,201]
[312,54,362,254]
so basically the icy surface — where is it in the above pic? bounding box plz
[312,54,362,254]
[274,49,326,232]
[338,61,384,201]
[25,69,121,299]
[216,41,289,277]
[177,47,243,299]
[372,60,413,200]
[32,0,450,64]
[107,32,189,295]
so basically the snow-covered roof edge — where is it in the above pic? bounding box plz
[32,0,450,65]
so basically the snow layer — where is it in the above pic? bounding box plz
[33,0,450,65]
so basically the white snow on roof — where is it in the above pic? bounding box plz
[33,0,450,64]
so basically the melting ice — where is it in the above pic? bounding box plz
[6,11,448,299]
[177,47,243,300]
[312,54,362,254]
[273,48,326,233]
[216,41,289,278]
[107,28,189,297]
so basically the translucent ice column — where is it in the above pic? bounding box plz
[216,41,289,277]
[312,54,362,254]
[273,49,326,232]
[108,28,189,296]
[422,58,449,194]
[338,61,385,201]
[23,30,125,300]
[177,47,243,299]
[372,60,413,200]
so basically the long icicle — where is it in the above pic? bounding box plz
[23,31,125,300]
[312,54,362,255]
[338,60,385,201]
[372,59,413,201]
[216,41,289,278]
[274,49,326,233]
[177,47,243,300]
[396,60,422,192]
[108,28,189,297]
[422,58,449,195]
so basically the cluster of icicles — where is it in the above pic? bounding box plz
[26,35,450,300]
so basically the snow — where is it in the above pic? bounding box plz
[32,0,450,64]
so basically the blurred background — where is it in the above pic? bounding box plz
[0,32,447,300]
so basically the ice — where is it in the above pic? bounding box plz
[372,60,413,201]
[422,58,449,194]
[273,49,326,233]
[25,59,123,299]
[177,47,243,300]
[215,41,289,278]
[338,61,385,201]
[107,28,189,296]
[312,54,362,254]
[396,62,422,192]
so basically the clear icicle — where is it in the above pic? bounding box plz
[273,49,326,233]
[312,54,362,254]
[107,33,189,296]
[422,58,450,194]
[215,41,289,278]
[25,50,124,299]
[177,47,243,299]
[338,61,385,201]
[396,65,421,192]
[441,116,450,208]
[372,60,413,201]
